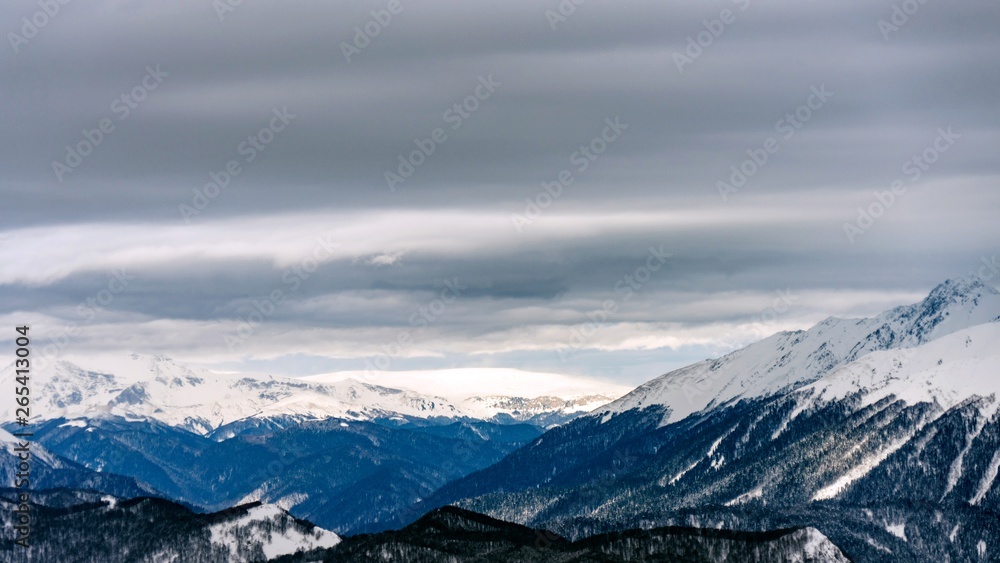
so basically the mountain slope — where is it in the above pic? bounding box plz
[0,428,153,500]
[441,325,1000,515]
[411,279,1000,561]
[18,415,541,534]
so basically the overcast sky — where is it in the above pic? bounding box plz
[2,1,998,387]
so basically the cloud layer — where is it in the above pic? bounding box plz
[2,1,998,385]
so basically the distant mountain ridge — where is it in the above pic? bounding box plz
[461,394,616,428]
[0,354,619,435]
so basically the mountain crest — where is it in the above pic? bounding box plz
[928,275,999,299]
[596,278,1000,424]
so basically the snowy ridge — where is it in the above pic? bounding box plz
[460,394,619,422]
[0,354,464,435]
[594,277,1000,424]
[0,354,617,435]
[301,368,630,402]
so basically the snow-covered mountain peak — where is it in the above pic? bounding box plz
[595,278,1000,424]
[862,276,1000,351]
[928,275,999,300]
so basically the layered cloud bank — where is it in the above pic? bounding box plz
[1,2,998,383]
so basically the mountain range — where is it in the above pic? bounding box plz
[4,276,999,561]
[0,355,618,435]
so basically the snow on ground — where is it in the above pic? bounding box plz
[58,419,88,428]
[208,504,340,561]
[942,398,998,500]
[724,487,764,507]
[971,449,1000,506]
[885,523,907,541]
[664,460,701,486]
[795,528,852,563]
[812,414,936,502]
[797,323,1000,503]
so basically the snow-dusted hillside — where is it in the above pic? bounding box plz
[801,321,1000,414]
[0,493,341,563]
[207,503,340,560]
[597,277,1000,424]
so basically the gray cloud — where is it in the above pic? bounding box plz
[1,1,998,382]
